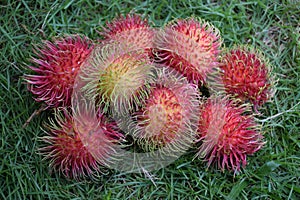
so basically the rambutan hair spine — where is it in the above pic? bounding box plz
[208,45,277,111]
[24,34,94,108]
[39,107,123,180]
[153,17,223,85]
[195,95,265,173]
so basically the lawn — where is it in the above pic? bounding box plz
[0,0,299,199]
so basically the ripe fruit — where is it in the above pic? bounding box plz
[25,35,94,108]
[218,46,275,110]
[132,68,200,151]
[154,18,222,84]
[40,108,122,179]
[100,14,155,54]
[196,96,264,172]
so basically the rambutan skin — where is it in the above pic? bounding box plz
[100,14,155,54]
[25,35,94,108]
[154,18,222,84]
[39,108,122,179]
[219,47,275,109]
[196,96,264,172]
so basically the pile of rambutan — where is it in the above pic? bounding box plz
[24,13,275,179]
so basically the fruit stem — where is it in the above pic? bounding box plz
[22,104,47,128]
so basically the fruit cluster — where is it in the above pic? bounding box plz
[25,14,275,179]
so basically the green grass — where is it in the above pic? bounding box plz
[1,0,299,199]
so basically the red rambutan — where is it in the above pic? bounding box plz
[154,18,222,84]
[132,68,200,151]
[196,96,264,172]
[25,35,94,108]
[39,108,122,179]
[100,14,155,54]
[217,46,275,109]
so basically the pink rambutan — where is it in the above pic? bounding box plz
[154,18,222,84]
[135,86,183,149]
[100,14,155,54]
[132,68,200,151]
[196,96,264,172]
[217,46,275,109]
[25,35,94,108]
[39,108,122,179]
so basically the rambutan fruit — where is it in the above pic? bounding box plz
[100,14,155,54]
[39,108,122,179]
[154,18,222,84]
[216,46,275,110]
[79,43,155,114]
[196,96,264,172]
[131,68,200,151]
[25,35,94,108]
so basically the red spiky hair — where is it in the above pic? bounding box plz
[196,96,264,172]
[40,108,122,179]
[25,35,93,108]
[218,46,275,110]
[154,18,222,84]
